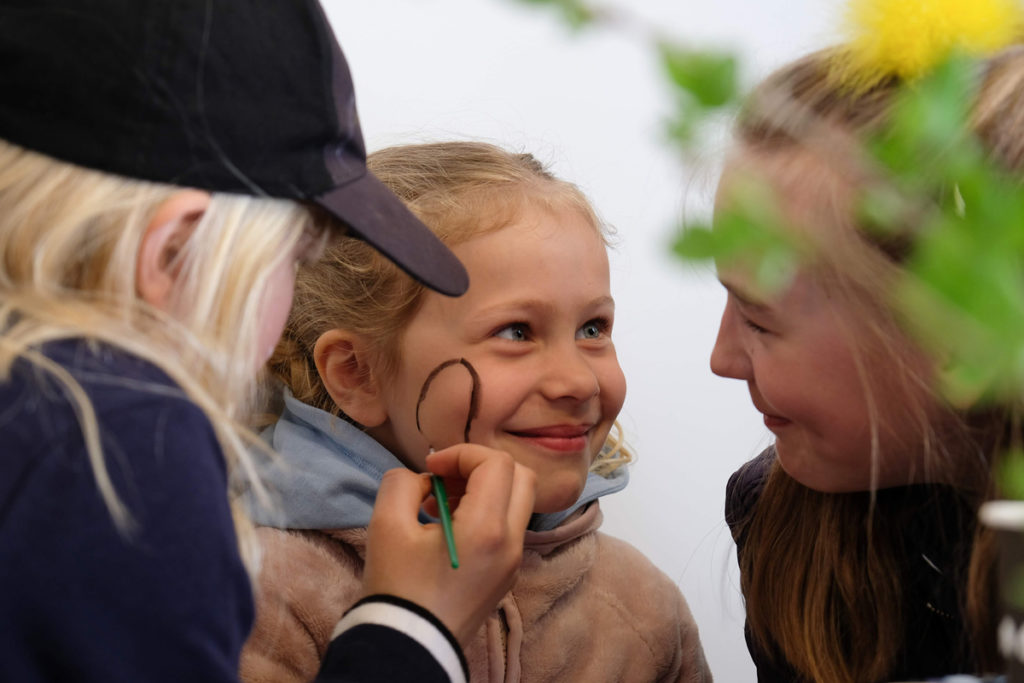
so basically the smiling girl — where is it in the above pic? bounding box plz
[239,141,711,683]
[712,41,1024,683]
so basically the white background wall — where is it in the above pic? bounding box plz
[324,2,843,679]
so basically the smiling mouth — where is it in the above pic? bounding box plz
[509,425,592,452]
[749,391,789,429]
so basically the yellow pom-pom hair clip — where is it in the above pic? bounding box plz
[832,0,1024,92]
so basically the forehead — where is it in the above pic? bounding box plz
[716,147,857,235]
[445,183,605,247]
[716,146,874,290]
[460,201,604,256]
[718,264,826,319]
[436,204,610,309]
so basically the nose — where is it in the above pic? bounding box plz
[709,298,752,380]
[541,342,601,402]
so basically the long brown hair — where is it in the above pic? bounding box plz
[730,47,1024,682]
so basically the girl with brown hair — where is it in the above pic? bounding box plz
[713,4,1024,680]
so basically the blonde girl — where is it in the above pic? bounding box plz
[0,2,535,682]
[713,37,1024,683]
[241,141,712,683]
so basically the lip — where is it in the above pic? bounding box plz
[748,387,789,430]
[509,424,592,453]
[762,413,791,429]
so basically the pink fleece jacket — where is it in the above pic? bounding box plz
[240,502,711,682]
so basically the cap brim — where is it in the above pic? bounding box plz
[315,171,469,297]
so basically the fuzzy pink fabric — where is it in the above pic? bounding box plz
[240,503,711,683]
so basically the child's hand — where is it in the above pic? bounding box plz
[362,444,536,646]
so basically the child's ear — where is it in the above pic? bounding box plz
[313,329,388,427]
[136,189,211,311]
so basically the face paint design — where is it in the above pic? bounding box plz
[415,358,481,450]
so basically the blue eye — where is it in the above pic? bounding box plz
[577,319,607,340]
[496,323,530,342]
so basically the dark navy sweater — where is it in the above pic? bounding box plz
[0,340,453,682]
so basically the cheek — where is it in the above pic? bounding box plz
[599,359,627,419]
[416,383,473,450]
[587,358,626,460]
[256,264,297,363]
[403,358,479,452]
[469,373,519,431]
[753,339,857,419]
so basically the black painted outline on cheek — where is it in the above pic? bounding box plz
[414,358,481,447]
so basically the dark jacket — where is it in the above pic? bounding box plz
[725,448,980,682]
[0,340,455,682]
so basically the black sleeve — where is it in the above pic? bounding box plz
[317,624,450,683]
[316,595,467,683]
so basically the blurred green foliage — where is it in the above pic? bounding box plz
[660,44,740,147]
[1000,450,1024,501]
[877,57,1024,406]
[513,0,596,29]
[673,178,801,294]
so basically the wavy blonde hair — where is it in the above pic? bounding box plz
[0,140,330,570]
[728,46,1024,682]
[270,140,631,474]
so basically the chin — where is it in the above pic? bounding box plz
[532,479,587,514]
[776,447,871,494]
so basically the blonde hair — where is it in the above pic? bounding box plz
[728,47,1024,682]
[270,140,631,473]
[0,139,329,569]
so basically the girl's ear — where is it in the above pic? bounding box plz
[314,329,388,427]
[136,189,211,311]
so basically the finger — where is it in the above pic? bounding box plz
[425,444,512,501]
[425,491,466,517]
[430,446,517,521]
[370,468,432,531]
[425,443,509,481]
[505,463,537,534]
[437,478,467,500]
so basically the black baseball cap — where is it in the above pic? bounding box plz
[0,0,468,296]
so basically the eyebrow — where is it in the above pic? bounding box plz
[585,295,616,311]
[720,281,772,313]
[476,296,616,318]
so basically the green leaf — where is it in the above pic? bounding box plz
[557,0,595,28]
[659,43,739,109]
[508,0,595,29]
[663,97,701,148]
[672,223,717,260]
[1001,450,1024,500]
